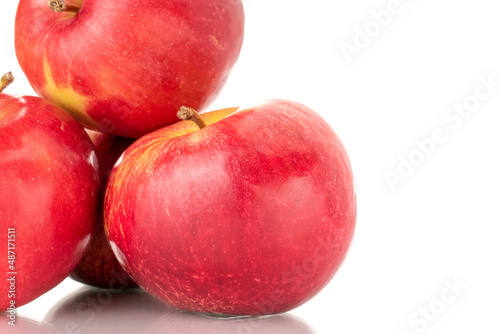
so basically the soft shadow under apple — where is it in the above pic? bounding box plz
[44,287,316,334]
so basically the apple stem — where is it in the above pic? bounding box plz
[0,72,14,94]
[48,0,79,13]
[177,106,208,129]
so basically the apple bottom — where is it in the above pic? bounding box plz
[110,234,352,316]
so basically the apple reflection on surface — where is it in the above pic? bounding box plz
[145,312,317,334]
[44,287,316,334]
[44,287,169,334]
[0,315,55,334]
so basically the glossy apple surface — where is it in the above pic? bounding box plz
[15,0,245,138]
[104,100,356,315]
[70,131,137,289]
[0,74,100,310]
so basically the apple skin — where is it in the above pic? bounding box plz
[0,93,100,310]
[70,131,138,289]
[104,100,356,315]
[15,0,245,138]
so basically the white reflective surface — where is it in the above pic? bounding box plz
[2,1,500,333]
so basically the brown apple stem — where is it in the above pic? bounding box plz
[48,0,80,13]
[0,72,14,94]
[177,106,208,129]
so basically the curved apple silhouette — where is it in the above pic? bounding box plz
[0,73,100,310]
[15,0,245,138]
[104,100,356,315]
[70,132,137,289]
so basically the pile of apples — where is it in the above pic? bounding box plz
[1,0,356,316]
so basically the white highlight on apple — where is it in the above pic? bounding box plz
[398,278,467,334]
[385,74,499,191]
[340,0,414,64]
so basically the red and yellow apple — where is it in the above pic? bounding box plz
[0,73,100,310]
[15,0,245,138]
[70,131,137,289]
[104,100,356,315]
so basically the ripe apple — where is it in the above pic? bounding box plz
[70,131,137,289]
[0,73,100,310]
[15,0,245,138]
[104,100,356,315]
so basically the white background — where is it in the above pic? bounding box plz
[2,0,500,333]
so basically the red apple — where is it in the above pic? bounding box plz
[70,131,137,289]
[15,0,245,138]
[0,73,100,310]
[104,100,356,315]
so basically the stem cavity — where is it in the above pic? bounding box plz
[0,72,14,94]
[177,106,208,129]
[48,0,79,13]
